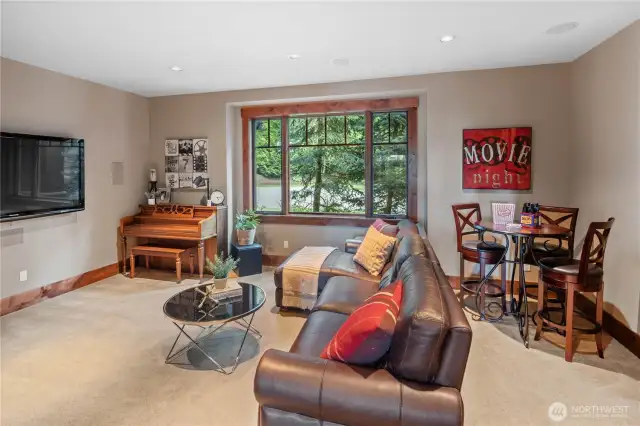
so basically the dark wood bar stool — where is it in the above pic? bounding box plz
[522,205,579,306]
[452,203,508,317]
[534,218,614,362]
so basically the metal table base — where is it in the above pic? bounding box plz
[165,312,261,374]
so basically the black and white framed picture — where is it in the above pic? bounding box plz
[194,155,208,173]
[178,155,193,173]
[165,156,178,173]
[156,188,171,204]
[178,139,193,155]
[179,173,193,188]
[165,139,179,156]
[193,139,208,157]
[192,173,208,189]
[166,173,179,189]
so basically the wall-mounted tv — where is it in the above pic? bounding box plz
[1,132,85,222]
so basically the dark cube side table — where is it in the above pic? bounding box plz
[231,243,263,277]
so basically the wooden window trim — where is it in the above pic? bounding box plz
[242,97,418,226]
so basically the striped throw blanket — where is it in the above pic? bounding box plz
[281,246,337,310]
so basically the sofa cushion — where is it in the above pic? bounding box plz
[379,234,427,289]
[353,226,397,276]
[321,251,383,283]
[312,276,379,315]
[290,310,348,357]
[397,219,419,238]
[388,255,450,383]
[321,280,403,366]
[372,218,399,237]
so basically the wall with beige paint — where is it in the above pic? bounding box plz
[570,21,640,332]
[149,64,573,278]
[0,58,150,298]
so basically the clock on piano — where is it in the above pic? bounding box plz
[210,190,225,206]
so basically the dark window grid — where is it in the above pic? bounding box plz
[372,111,408,144]
[371,142,409,219]
[253,120,283,214]
[289,114,366,146]
[252,111,409,218]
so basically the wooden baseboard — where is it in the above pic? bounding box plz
[262,254,289,267]
[446,275,640,359]
[0,263,119,316]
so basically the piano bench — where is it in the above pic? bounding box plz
[130,245,195,282]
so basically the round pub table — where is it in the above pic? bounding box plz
[473,220,571,348]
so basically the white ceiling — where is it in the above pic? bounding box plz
[2,1,639,97]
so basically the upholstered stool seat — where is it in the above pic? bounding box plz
[461,240,506,252]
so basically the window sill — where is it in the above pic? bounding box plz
[258,214,404,227]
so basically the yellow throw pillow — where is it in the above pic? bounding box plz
[353,226,397,276]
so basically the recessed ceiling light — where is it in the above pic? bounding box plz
[169,66,183,72]
[440,35,455,43]
[546,22,579,35]
[331,57,350,67]
[288,54,301,60]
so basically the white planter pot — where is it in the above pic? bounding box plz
[214,277,228,289]
[236,228,256,245]
[148,198,156,205]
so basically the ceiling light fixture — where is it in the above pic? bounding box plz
[169,66,183,72]
[288,54,301,60]
[546,22,579,35]
[440,35,455,43]
[331,57,350,67]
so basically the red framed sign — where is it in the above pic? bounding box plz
[462,127,532,190]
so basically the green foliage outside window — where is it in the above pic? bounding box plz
[253,112,408,216]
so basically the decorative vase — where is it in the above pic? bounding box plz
[236,228,256,245]
[214,277,228,290]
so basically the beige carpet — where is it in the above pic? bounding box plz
[1,270,638,426]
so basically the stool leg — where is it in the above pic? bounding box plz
[479,260,486,316]
[534,279,545,341]
[176,256,182,282]
[595,287,604,358]
[130,254,135,279]
[458,253,465,307]
[501,261,507,313]
[190,253,194,275]
[565,284,575,362]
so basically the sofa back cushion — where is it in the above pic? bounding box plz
[379,234,426,289]
[396,219,419,238]
[387,256,450,383]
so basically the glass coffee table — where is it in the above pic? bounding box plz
[163,282,265,374]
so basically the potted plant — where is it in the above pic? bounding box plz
[144,191,156,205]
[236,209,260,245]
[205,253,240,289]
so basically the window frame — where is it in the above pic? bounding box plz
[242,97,418,226]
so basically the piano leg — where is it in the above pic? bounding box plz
[176,256,182,282]
[121,235,128,274]
[130,253,135,279]
[198,240,205,279]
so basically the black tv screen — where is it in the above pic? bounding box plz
[1,132,84,222]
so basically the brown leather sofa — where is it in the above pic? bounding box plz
[256,221,472,426]
[273,219,423,308]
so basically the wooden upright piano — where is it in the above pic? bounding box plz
[119,204,227,278]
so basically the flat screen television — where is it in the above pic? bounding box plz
[1,132,85,222]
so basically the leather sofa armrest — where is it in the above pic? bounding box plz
[344,235,365,254]
[254,349,463,426]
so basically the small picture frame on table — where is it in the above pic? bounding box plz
[156,188,171,204]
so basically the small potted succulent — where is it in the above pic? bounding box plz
[205,252,239,289]
[235,209,260,245]
[144,191,156,205]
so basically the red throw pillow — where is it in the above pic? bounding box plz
[320,280,403,365]
[372,218,399,237]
